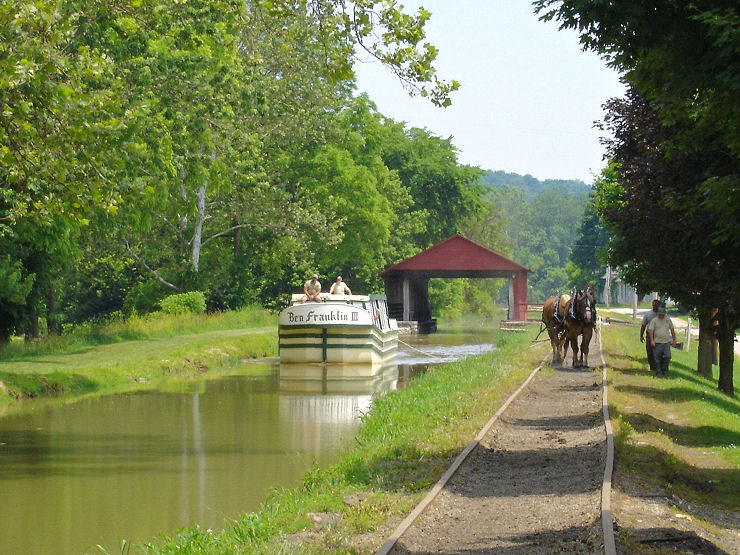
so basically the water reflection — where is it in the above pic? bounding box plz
[0,370,357,555]
[279,362,399,395]
[0,327,495,555]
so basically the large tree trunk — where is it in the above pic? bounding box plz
[46,285,61,336]
[716,307,735,396]
[696,309,713,376]
[25,311,39,341]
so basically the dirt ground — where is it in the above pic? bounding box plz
[387,363,606,554]
[378,359,740,555]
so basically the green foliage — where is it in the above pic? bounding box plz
[383,125,484,248]
[479,170,589,199]
[159,292,206,315]
[0,218,78,341]
[0,1,133,230]
[0,255,34,305]
[269,95,483,299]
[535,0,740,157]
[597,88,738,392]
[428,279,466,319]
[464,280,503,318]
[461,195,512,258]
[0,254,35,342]
[2,0,596,350]
[123,281,171,316]
[61,231,142,322]
[567,187,613,288]
[1,0,465,333]
[340,0,460,107]
[484,182,590,301]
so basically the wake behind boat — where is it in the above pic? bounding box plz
[278,293,398,364]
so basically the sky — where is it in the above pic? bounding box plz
[353,0,627,184]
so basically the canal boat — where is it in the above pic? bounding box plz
[278,293,399,364]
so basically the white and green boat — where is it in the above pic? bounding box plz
[278,294,398,364]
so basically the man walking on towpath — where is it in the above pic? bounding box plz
[640,299,661,373]
[648,306,677,376]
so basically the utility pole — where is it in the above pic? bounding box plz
[604,265,612,307]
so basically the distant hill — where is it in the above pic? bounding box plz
[478,170,591,198]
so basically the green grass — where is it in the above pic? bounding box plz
[0,306,277,408]
[1,305,274,359]
[598,315,739,510]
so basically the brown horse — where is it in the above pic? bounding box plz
[563,285,596,368]
[541,292,571,363]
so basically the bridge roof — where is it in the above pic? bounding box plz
[380,234,530,278]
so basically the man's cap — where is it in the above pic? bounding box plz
[311,273,318,279]
[657,307,667,314]
[336,276,342,280]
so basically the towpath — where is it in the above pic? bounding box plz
[384,361,607,554]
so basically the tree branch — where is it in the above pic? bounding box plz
[124,241,182,292]
[201,222,288,247]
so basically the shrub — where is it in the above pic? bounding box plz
[159,292,207,315]
[123,280,169,315]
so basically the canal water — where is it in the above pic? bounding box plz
[0,325,495,555]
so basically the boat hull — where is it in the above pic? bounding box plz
[279,300,398,364]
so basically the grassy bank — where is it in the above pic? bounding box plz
[598,315,739,552]
[0,306,277,408]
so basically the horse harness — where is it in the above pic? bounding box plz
[553,291,565,325]
[567,287,595,324]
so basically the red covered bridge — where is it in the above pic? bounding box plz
[380,234,531,332]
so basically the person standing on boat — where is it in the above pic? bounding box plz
[329,275,351,295]
[302,274,323,303]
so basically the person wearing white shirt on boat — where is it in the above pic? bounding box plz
[302,274,323,303]
[329,275,351,295]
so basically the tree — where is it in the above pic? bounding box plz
[86,0,461,305]
[2,0,465,325]
[534,1,739,157]
[537,1,739,395]
[0,1,136,232]
[0,253,35,344]
[378,123,483,248]
[596,89,738,394]
[0,1,146,341]
[567,173,614,292]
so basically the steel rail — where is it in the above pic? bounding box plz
[599,321,618,555]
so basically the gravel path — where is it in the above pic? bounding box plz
[387,363,606,554]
